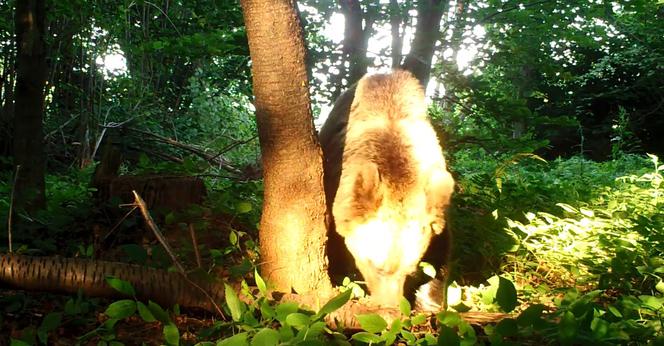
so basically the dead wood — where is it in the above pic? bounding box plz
[0,253,511,329]
[101,125,242,174]
[94,175,206,212]
[0,254,225,312]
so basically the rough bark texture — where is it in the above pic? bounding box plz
[0,254,225,312]
[240,0,333,295]
[401,0,446,87]
[13,0,47,211]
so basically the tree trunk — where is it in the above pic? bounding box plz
[13,0,47,211]
[240,0,333,295]
[0,254,225,313]
[330,0,374,101]
[1,52,15,158]
[342,0,373,87]
[389,0,404,68]
[402,0,446,87]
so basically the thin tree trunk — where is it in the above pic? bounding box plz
[389,0,403,68]
[13,0,47,211]
[401,0,446,87]
[1,53,15,158]
[240,0,333,295]
[330,0,374,101]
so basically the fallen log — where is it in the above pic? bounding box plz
[0,254,511,329]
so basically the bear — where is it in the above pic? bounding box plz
[318,70,454,307]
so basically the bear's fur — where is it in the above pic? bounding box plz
[318,70,454,306]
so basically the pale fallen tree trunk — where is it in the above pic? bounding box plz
[0,254,225,312]
[0,253,511,328]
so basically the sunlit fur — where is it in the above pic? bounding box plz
[319,70,454,307]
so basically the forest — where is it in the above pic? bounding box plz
[0,0,663,345]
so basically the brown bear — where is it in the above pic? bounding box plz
[318,70,454,307]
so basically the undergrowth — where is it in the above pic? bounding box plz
[1,152,663,345]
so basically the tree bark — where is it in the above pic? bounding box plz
[389,0,404,68]
[240,0,333,295]
[1,52,15,158]
[13,0,47,211]
[330,0,375,101]
[402,0,446,87]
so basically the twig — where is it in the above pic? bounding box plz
[479,0,552,24]
[213,135,258,160]
[7,165,20,253]
[132,191,225,318]
[102,125,241,174]
[43,115,79,140]
[102,206,138,242]
[189,224,202,268]
[133,191,185,273]
[90,125,108,160]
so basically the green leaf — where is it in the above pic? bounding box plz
[639,295,663,310]
[39,312,62,332]
[390,318,402,333]
[147,300,170,323]
[384,330,398,346]
[437,311,462,327]
[275,301,299,323]
[37,312,62,343]
[357,313,387,333]
[106,276,136,296]
[656,280,664,294]
[217,332,248,346]
[105,300,136,319]
[236,201,253,214]
[250,328,280,346]
[225,284,245,322]
[401,330,416,343]
[10,340,31,346]
[254,269,267,296]
[495,318,518,337]
[496,277,518,312]
[590,317,609,339]
[351,332,384,343]
[260,300,275,320]
[304,321,327,339]
[411,313,427,325]
[516,304,545,327]
[229,231,239,246]
[163,322,180,346]
[137,301,156,322]
[558,311,578,344]
[103,318,120,330]
[315,289,351,318]
[285,312,310,329]
[399,297,411,316]
[437,325,460,346]
[607,305,622,318]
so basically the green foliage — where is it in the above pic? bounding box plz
[74,277,182,345]
[0,167,96,255]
